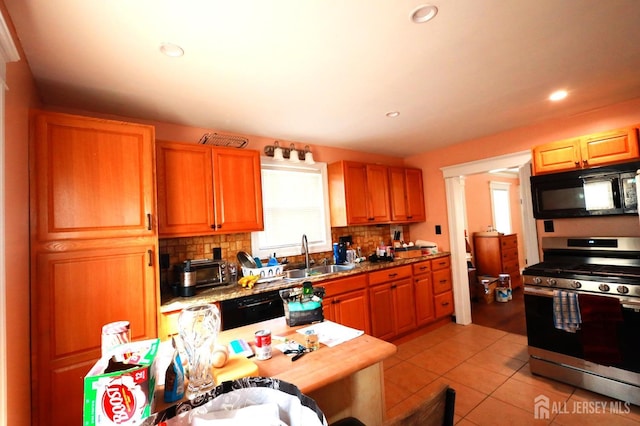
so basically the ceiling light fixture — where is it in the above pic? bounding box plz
[549,89,568,102]
[411,4,438,24]
[160,42,184,57]
[386,111,400,118]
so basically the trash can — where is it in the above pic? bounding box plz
[148,377,327,426]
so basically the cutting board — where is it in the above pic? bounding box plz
[212,355,259,383]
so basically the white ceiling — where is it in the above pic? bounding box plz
[6,0,640,157]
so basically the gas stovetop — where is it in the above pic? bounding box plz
[523,236,640,298]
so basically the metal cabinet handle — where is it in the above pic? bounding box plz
[388,273,398,278]
[146,213,152,230]
[442,302,450,306]
[148,250,153,266]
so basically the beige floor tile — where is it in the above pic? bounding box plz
[427,376,488,417]
[406,345,466,375]
[385,393,426,421]
[443,361,510,395]
[485,338,529,361]
[492,377,571,414]
[569,388,640,423]
[395,340,426,360]
[455,418,479,425]
[465,396,551,425]
[431,339,483,360]
[511,363,576,397]
[550,406,640,426]
[384,379,413,410]
[454,324,508,341]
[502,332,528,345]
[385,360,439,393]
[466,348,526,377]
[448,332,499,352]
[408,329,451,349]
[383,354,403,370]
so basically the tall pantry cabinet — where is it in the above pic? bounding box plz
[29,111,159,426]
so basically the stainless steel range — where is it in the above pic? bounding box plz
[523,237,640,405]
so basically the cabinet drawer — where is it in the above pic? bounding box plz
[412,260,431,275]
[501,247,518,263]
[500,236,518,250]
[434,291,454,318]
[321,274,367,297]
[432,269,452,294]
[431,256,450,271]
[502,260,520,275]
[368,265,412,285]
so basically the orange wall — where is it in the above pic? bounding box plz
[2,2,42,425]
[405,97,640,251]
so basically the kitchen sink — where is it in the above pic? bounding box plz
[283,263,355,280]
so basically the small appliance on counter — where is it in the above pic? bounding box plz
[173,258,230,297]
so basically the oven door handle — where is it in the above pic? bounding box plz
[524,285,640,310]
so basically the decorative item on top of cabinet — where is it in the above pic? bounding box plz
[368,265,415,340]
[156,140,264,236]
[473,233,522,289]
[29,111,159,426]
[389,167,426,223]
[328,161,391,226]
[317,274,371,335]
[431,256,454,318]
[532,126,639,175]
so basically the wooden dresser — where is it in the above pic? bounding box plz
[473,233,522,289]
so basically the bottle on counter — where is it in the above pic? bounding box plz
[164,336,185,403]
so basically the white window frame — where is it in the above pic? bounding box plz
[251,157,332,259]
[490,180,512,234]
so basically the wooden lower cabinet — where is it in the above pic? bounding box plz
[319,275,370,334]
[368,265,415,340]
[431,257,454,318]
[31,241,158,425]
[413,260,435,325]
[159,302,222,340]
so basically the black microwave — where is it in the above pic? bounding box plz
[530,162,640,219]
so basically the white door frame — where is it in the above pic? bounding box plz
[441,150,535,325]
[0,11,20,426]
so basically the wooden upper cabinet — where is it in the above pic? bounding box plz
[30,111,156,241]
[156,140,263,236]
[328,161,390,226]
[532,127,639,175]
[389,167,426,223]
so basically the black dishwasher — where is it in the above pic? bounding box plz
[220,289,286,330]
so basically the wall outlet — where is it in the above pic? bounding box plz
[435,225,442,235]
[543,220,554,233]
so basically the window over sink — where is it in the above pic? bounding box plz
[251,157,332,259]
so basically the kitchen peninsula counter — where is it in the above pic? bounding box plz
[155,316,397,425]
[160,252,451,313]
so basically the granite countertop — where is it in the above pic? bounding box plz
[160,252,450,313]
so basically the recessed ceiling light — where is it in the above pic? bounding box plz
[160,42,184,57]
[549,90,568,101]
[386,111,400,118]
[411,4,438,23]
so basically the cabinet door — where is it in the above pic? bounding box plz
[31,111,156,240]
[393,278,416,335]
[432,268,452,294]
[435,292,454,318]
[388,167,409,221]
[212,148,264,233]
[32,243,158,425]
[532,137,582,175]
[414,273,435,325]
[156,141,216,236]
[343,162,371,224]
[405,168,426,222]
[369,283,395,340]
[334,289,371,334]
[581,127,640,168]
[366,164,391,222]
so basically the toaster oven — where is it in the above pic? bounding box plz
[175,259,229,296]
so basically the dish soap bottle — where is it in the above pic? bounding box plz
[164,337,185,403]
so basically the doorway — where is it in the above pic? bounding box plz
[441,151,539,331]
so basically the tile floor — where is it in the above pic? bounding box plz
[383,322,640,425]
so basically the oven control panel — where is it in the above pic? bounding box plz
[523,275,639,298]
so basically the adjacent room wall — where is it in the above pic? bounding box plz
[2,1,42,424]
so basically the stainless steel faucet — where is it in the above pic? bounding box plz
[302,234,310,270]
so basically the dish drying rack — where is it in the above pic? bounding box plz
[198,132,248,148]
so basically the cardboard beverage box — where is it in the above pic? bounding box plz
[83,338,160,426]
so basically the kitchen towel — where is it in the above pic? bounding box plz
[579,293,623,365]
[553,290,582,333]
